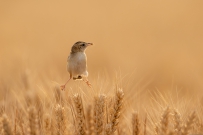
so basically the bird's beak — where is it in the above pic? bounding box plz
[86,43,93,46]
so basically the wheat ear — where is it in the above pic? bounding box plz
[55,104,66,135]
[182,111,196,135]
[28,106,39,135]
[160,107,170,135]
[173,109,182,135]
[94,94,106,135]
[132,112,140,135]
[106,88,124,134]
[73,94,86,135]
[2,114,13,135]
[18,111,25,135]
[154,123,159,135]
[43,113,51,135]
[86,105,94,135]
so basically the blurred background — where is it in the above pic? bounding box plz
[0,0,203,94]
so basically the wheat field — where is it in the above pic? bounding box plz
[1,1,203,135]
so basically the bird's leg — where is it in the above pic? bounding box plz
[60,78,71,91]
[60,74,72,91]
[83,77,92,88]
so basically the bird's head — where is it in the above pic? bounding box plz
[71,41,93,53]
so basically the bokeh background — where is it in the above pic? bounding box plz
[1,0,203,94]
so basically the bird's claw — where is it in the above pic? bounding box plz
[86,81,92,88]
[60,85,66,91]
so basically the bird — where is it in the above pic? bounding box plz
[60,41,93,90]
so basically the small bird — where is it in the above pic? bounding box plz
[60,41,93,90]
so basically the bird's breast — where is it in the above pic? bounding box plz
[67,52,87,75]
[75,52,86,61]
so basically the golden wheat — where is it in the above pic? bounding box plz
[43,113,51,135]
[73,94,86,135]
[106,88,124,134]
[55,104,67,135]
[160,107,170,135]
[132,112,140,135]
[86,105,94,135]
[2,114,13,135]
[173,109,182,135]
[28,106,39,135]
[182,111,197,135]
[0,85,202,135]
[94,94,106,135]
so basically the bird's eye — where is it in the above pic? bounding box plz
[81,44,85,46]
